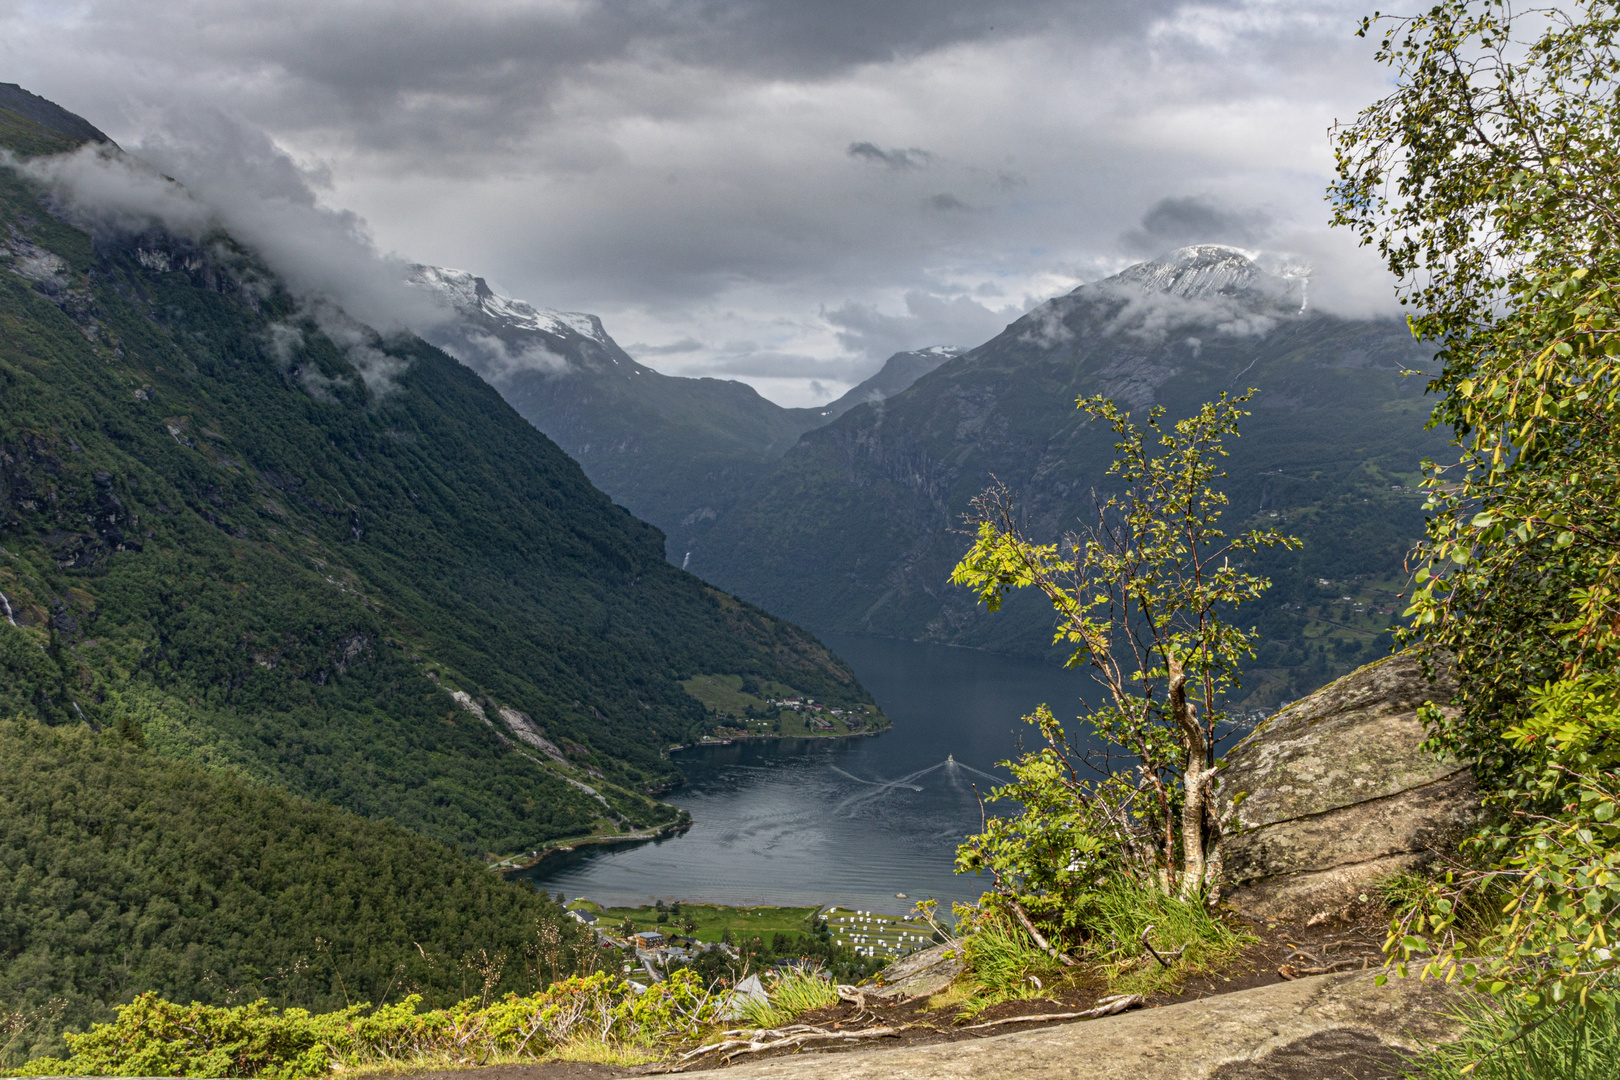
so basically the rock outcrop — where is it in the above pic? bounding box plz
[1215,653,1480,921]
[690,969,1457,1080]
[869,940,965,1001]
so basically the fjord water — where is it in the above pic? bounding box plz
[518,633,1100,914]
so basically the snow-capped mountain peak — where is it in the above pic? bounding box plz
[1112,244,1306,303]
[408,264,612,346]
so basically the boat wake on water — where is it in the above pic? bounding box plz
[943,755,1006,785]
[832,756,1007,815]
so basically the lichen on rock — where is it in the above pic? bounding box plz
[1215,653,1481,921]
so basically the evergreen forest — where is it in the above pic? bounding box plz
[0,713,600,1063]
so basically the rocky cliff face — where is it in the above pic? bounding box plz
[1215,653,1480,921]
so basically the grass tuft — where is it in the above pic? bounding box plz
[548,1040,664,1066]
[1085,883,1251,995]
[947,884,1250,1017]
[955,923,1068,1018]
[1404,994,1620,1080]
[737,970,842,1029]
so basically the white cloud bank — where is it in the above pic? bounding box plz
[0,0,1406,406]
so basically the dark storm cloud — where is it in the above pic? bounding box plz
[35,0,1194,160]
[1120,195,1274,257]
[848,142,936,170]
[650,0,1172,74]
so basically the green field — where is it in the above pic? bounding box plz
[680,674,887,739]
[822,906,938,960]
[561,899,938,961]
[566,900,819,945]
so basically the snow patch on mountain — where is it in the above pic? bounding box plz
[408,264,611,346]
[1056,244,1313,345]
[1115,244,1278,299]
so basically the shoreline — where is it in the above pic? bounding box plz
[492,818,694,875]
[502,728,888,877]
[666,725,887,753]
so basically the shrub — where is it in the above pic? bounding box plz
[1384,675,1620,1006]
[12,995,345,1079]
[9,971,730,1078]
[1333,0,1620,1020]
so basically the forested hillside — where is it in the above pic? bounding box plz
[0,714,598,1064]
[0,100,879,860]
[688,247,1452,707]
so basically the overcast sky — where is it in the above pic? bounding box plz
[2,0,1403,405]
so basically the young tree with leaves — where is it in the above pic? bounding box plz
[952,392,1297,912]
[1332,0,1620,1008]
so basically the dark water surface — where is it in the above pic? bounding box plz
[517,634,1100,915]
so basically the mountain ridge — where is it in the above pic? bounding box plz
[0,84,112,146]
[407,264,957,558]
[681,247,1447,706]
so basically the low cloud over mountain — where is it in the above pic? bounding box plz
[3,0,1405,404]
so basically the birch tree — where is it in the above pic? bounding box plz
[951,391,1298,899]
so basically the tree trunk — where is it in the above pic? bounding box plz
[1180,755,1210,897]
[1167,655,1211,897]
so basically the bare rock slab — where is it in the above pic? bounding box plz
[687,969,1455,1080]
[1214,653,1480,921]
[868,939,965,1001]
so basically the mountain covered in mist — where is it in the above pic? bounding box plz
[407,265,955,559]
[0,97,880,858]
[684,246,1451,707]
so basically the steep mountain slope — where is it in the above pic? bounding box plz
[0,714,595,1062]
[0,102,878,859]
[687,247,1450,706]
[408,267,951,560]
[0,83,111,145]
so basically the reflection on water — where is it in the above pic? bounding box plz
[517,633,1099,915]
